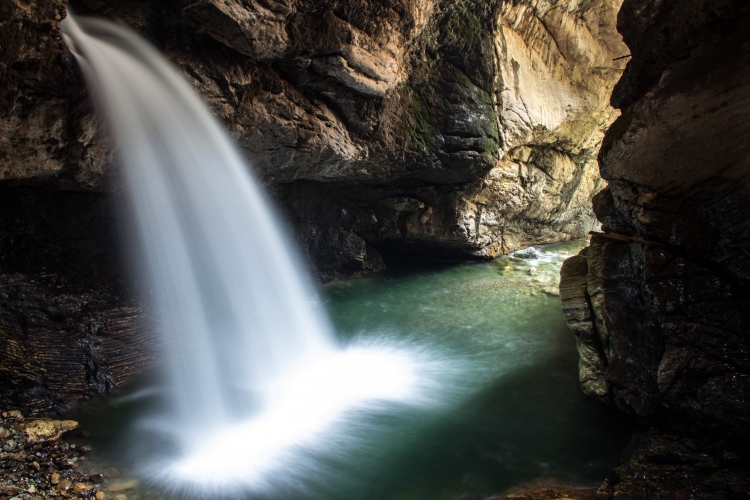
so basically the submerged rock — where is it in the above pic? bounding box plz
[108,479,140,493]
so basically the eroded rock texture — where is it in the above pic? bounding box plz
[561,0,750,496]
[0,189,158,416]
[2,0,628,277]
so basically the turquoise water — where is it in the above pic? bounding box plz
[66,241,631,499]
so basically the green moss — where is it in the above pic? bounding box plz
[400,87,439,149]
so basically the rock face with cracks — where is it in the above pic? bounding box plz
[560,0,750,496]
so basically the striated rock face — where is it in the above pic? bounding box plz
[0,188,158,416]
[561,0,750,496]
[2,0,627,277]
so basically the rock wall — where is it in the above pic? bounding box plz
[2,0,627,277]
[0,188,158,416]
[560,0,750,496]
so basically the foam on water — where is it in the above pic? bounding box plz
[60,12,432,495]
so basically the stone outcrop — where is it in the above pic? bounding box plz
[560,0,750,496]
[2,0,628,277]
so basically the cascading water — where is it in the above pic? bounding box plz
[60,12,424,495]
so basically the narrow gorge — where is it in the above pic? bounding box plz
[0,0,748,498]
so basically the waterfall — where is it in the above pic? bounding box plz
[61,12,419,493]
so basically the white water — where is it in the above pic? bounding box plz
[61,12,423,494]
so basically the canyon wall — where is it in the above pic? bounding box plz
[560,0,750,496]
[2,0,627,276]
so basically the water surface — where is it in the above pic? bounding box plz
[66,241,631,499]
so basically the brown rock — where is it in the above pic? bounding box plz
[50,472,61,484]
[19,419,79,445]
[57,478,73,492]
[0,485,23,496]
[73,482,96,495]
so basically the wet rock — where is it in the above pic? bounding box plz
[560,0,750,496]
[50,472,61,484]
[96,491,107,500]
[0,190,159,416]
[73,482,97,495]
[55,457,75,469]
[89,473,104,483]
[57,478,72,492]
[559,251,609,401]
[19,419,78,445]
[513,248,539,260]
[603,432,750,499]
[0,485,23,496]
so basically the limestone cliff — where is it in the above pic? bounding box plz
[560,0,750,496]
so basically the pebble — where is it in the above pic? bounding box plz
[90,472,104,483]
[0,485,23,496]
[50,472,61,484]
[96,491,107,500]
[74,482,97,495]
[57,478,73,491]
[114,495,128,500]
[527,267,538,275]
